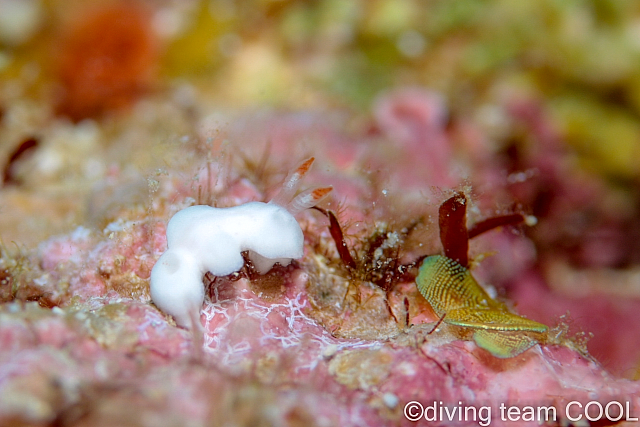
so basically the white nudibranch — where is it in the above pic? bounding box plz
[150,158,331,328]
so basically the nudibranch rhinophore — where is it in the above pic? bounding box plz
[150,158,332,328]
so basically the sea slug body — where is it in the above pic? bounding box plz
[150,158,331,328]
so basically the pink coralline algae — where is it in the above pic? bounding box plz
[1,89,640,426]
[372,88,455,189]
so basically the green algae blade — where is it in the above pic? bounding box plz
[445,308,548,333]
[473,329,539,358]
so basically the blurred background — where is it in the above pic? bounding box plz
[1,0,640,129]
[3,0,640,171]
[1,0,640,377]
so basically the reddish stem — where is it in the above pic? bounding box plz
[313,207,357,271]
[467,213,525,239]
[328,210,357,270]
[438,192,469,267]
[3,137,39,185]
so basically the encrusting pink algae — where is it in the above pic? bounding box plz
[1,87,639,427]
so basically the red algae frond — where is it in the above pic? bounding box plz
[438,191,469,267]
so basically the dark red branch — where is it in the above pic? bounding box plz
[428,312,447,335]
[327,210,357,270]
[438,192,469,267]
[3,137,39,185]
[404,297,411,327]
[467,213,525,239]
[312,207,357,271]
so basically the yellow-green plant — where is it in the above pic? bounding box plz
[416,255,547,358]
